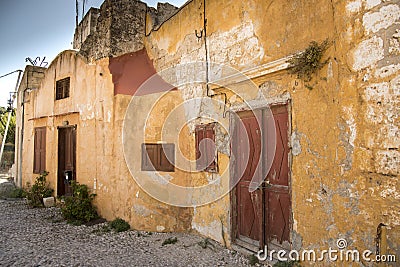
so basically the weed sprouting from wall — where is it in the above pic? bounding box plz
[287,39,330,89]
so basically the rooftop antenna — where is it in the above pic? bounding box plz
[82,0,86,19]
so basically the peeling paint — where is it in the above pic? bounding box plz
[291,131,302,156]
[363,4,400,34]
[209,21,264,68]
[342,106,357,147]
[132,204,153,217]
[192,220,223,244]
[389,29,400,55]
[350,36,384,71]
[364,0,382,9]
[380,185,400,199]
[346,0,362,13]
[374,63,400,78]
[375,150,400,175]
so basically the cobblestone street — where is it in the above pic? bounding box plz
[0,200,254,267]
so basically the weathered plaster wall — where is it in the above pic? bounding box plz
[18,49,194,233]
[18,51,115,195]
[142,0,400,261]
[15,66,46,188]
[17,0,399,264]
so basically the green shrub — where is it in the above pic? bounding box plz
[60,181,98,225]
[110,218,130,232]
[24,171,54,207]
[162,237,178,246]
[248,254,259,266]
[10,187,25,198]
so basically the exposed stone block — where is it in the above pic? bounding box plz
[363,4,400,34]
[349,36,384,71]
[375,150,400,175]
[364,0,382,10]
[43,197,55,208]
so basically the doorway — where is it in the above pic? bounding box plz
[57,126,76,196]
[232,105,291,251]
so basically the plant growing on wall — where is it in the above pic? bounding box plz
[24,171,54,207]
[287,39,330,89]
[60,181,98,225]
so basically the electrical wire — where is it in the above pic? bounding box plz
[0,70,23,80]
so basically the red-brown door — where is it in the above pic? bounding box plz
[57,126,76,196]
[264,105,290,249]
[234,110,263,249]
[233,105,290,251]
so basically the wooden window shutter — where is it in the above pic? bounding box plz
[56,77,70,100]
[33,130,40,173]
[195,123,218,172]
[141,143,157,171]
[33,127,46,173]
[64,78,70,98]
[141,143,175,172]
[39,128,46,173]
[195,127,204,169]
[159,143,175,172]
[56,82,63,100]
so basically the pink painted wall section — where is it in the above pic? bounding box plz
[109,48,176,96]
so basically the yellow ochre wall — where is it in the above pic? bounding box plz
[17,0,399,264]
[143,0,400,260]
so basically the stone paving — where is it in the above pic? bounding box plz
[0,200,258,267]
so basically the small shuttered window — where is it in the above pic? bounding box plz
[195,123,218,173]
[33,127,46,174]
[56,77,70,100]
[141,143,175,172]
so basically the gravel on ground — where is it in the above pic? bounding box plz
[0,200,260,267]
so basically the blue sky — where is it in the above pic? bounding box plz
[0,0,187,108]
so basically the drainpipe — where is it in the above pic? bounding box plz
[17,90,25,188]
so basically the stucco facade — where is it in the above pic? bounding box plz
[15,0,399,265]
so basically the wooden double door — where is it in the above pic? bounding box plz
[232,105,290,251]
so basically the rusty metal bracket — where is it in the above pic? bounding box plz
[195,29,203,39]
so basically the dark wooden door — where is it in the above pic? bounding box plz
[57,126,76,196]
[233,105,290,251]
[264,105,290,248]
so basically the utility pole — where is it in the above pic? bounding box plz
[76,0,79,28]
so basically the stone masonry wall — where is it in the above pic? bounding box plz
[73,8,100,50]
[78,0,147,61]
[344,0,400,257]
